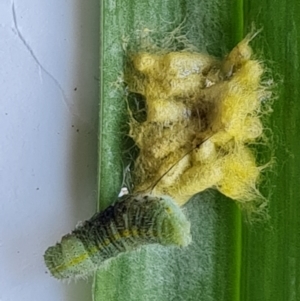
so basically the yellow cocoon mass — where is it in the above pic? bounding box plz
[126,33,272,212]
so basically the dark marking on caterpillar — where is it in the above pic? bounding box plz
[44,195,191,280]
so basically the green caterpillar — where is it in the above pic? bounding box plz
[44,194,191,280]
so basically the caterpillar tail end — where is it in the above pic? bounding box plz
[44,234,94,280]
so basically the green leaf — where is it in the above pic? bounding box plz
[96,1,242,301]
[95,0,300,300]
[241,2,300,300]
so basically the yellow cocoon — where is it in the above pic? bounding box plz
[126,33,272,212]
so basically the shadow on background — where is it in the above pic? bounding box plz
[64,1,100,300]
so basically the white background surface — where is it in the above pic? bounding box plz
[0,1,100,300]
